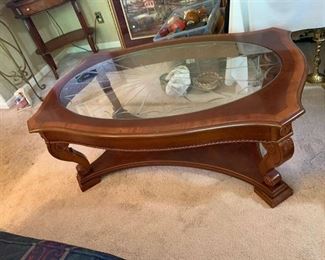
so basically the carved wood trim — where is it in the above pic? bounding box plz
[279,123,292,137]
[46,142,91,176]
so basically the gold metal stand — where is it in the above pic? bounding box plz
[307,29,325,85]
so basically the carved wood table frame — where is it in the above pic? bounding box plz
[28,28,307,207]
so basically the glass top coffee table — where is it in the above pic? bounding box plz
[28,28,307,207]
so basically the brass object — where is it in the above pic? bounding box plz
[197,6,208,19]
[184,9,200,24]
[307,28,325,85]
[193,72,221,91]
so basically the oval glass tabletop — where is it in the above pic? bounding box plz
[59,41,281,120]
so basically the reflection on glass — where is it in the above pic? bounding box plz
[59,41,281,120]
[120,0,208,40]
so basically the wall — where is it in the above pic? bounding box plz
[49,0,120,49]
[0,0,120,105]
[229,0,325,33]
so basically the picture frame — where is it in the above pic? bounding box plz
[109,0,213,48]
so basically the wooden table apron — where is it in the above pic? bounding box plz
[28,28,307,208]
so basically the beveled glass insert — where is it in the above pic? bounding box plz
[60,41,281,120]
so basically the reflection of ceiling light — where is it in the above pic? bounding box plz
[132,25,136,28]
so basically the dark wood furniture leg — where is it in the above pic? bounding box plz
[71,0,98,53]
[255,136,294,207]
[23,18,59,79]
[45,142,101,191]
[42,54,59,79]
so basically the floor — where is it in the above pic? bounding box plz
[0,45,324,259]
[37,51,91,98]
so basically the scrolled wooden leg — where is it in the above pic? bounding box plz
[263,171,281,187]
[46,142,100,191]
[46,142,90,172]
[259,137,294,187]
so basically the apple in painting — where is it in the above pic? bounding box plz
[168,18,186,33]
[159,27,169,37]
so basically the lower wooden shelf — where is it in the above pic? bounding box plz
[36,28,94,54]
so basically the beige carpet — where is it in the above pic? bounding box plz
[0,85,324,260]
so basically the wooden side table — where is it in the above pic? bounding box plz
[6,0,98,79]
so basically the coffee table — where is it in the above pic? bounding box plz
[28,28,307,207]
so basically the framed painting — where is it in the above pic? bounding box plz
[109,0,211,48]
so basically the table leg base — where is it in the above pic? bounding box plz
[254,183,293,208]
[77,174,101,192]
[74,142,293,207]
